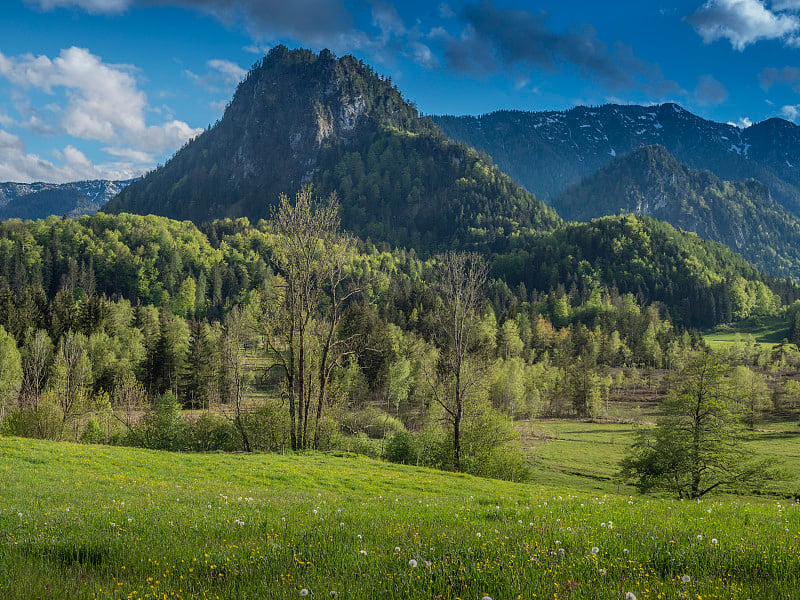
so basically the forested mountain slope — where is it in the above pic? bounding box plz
[433,105,800,217]
[551,145,800,280]
[104,47,560,252]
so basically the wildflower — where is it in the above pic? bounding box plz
[591,547,599,554]
[425,561,432,567]
[682,575,691,583]
[476,532,482,538]
[481,596,492,600]
[408,559,417,568]
[394,547,401,553]
[696,535,703,541]
[300,589,309,597]
[359,550,367,555]
[357,534,362,540]
[711,538,718,545]
[625,593,637,600]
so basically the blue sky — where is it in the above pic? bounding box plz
[3,0,800,182]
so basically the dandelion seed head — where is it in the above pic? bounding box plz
[682,574,691,583]
[359,550,367,555]
[299,589,309,597]
[711,538,718,544]
[591,546,599,554]
[408,559,417,568]
[625,593,637,600]
[394,547,401,553]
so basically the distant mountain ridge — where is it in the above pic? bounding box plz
[104,46,561,250]
[551,145,800,280]
[433,104,800,217]
[0,179,133,220]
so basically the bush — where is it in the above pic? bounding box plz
[245,399,290,451]
[1,402,62,440]
[188,412,240,452]
[128,391,187,451]
[81,418,106,444]
[383,430,420,465]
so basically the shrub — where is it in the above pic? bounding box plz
[383,430,420,465]
[188,412,240,452]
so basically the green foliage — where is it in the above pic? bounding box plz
[621,353,778,498]
[552,145,800,280]
[493,214,794,327]
[129,391,187,451]
[383,430,420,465]
[0,325,21,417]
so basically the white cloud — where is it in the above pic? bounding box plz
[727,116,753,128]
[781,104,800,121]
[187,59,247,91]
[687,0,800,50]
[0,46,201,153]
[208,59,246,85]
[0,128,140,182]
[772,0,800,9]
[26,0,130,14]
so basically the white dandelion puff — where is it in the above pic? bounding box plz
[300,589,309,597]
[682,574,691,583]
[408,559,417,568]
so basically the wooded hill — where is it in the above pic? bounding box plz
[104,46,560,252]
[551,145,800,280]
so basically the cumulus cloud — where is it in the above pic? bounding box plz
[0,46,201,152]
[687,0,800,50]
[186,59,247,91]
[727,116,753,128]
[0,128,140,182]
[152,0,360,49]
[782,104,800,121]
[694,74,728,105]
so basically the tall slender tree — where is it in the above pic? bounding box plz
[256,187,362,450]
[422,252,489,471]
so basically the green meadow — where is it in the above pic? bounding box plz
[703,316,791,350]
[2,436,800,600]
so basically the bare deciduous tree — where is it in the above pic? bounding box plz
[422,251,489,471]
[256,187,362,450]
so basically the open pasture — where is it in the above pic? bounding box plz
[2,437,800,599]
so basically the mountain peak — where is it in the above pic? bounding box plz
[103,47,560,248]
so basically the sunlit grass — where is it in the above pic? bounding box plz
[2,436,800,599]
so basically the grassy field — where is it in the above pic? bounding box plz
[519,415,800,497]
[703,316,790,350]
[3,436,800,599]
